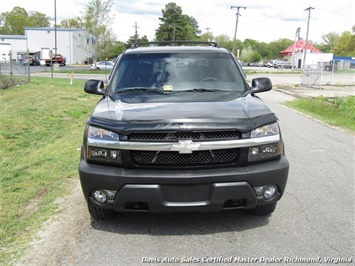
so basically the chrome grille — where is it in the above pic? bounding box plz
[132,148,239,167]
[128,131,241,142]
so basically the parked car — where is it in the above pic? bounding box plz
[22,56,41,66]
[274,60,292,69]
[79,41,289,220]
[266,60,277,68]
[91,61,114,70]
[44,54,66,66]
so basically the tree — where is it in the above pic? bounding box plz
[214,34,234,50]
[126,35,149,49]
[155,2,200,41]
[240,46,261,63]
[0,7,50,35]
[183,15,201,36]
[267,38,293,59]
[28,11,51,28]
[0,7,29,35]
[106,41,126,59]
[200,32,214,42]
[321,32,340,51]
[333,31,355,56]
[58,18,83,28]
[79,0,116,61]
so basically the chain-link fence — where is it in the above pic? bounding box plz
[301,63,322,88]
[301,61,354,88]
[0,50,31,89]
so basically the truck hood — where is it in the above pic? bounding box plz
[89,94,276,133]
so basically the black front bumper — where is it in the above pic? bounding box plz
[79,156,289,213]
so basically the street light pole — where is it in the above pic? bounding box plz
[51,0,57,78]
[54,0,57,55]
[302,7,314,69]
[231,5,246,55]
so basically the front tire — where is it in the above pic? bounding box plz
[88,204,114,220]
[247,202,277,216]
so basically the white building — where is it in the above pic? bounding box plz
[0,35,27,62]
[280,39,333,68]
[1,28,94,64]
[25,28,95,64]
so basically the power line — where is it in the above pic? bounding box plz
[231,5,246,55]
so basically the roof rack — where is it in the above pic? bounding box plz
[132,41,220,48]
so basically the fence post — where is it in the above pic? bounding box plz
[27,49,31,83]
[10,51,14,86]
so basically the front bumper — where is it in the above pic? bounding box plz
[79,156,289,213]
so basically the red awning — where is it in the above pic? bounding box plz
[280,39,322,57]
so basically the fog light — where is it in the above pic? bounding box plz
[87,147,122,165]
[248,143,280,162]
[93,190,107,204]
[251,147,260,155]
[103,189,117,200]
[263,185,278,200]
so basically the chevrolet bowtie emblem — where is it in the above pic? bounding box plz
[171,140,201,154]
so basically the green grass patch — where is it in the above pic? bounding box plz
[284,96,355,133]
[51,68,109,75]
[243,69,302,75]
[0,77,98,264]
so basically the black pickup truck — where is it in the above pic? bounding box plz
[79,41,289,220]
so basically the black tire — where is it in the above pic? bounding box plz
[247,202,277,216]
[88,204,114,220]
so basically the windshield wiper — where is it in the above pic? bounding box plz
[115,87,163,93]
[177,88,222,92]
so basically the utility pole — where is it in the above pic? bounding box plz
[231,5,246,55]
[292,27,301,72]
[133,22,139,42]
[302,7,314,69]
[205,27,211,42]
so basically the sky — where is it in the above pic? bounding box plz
[1,0,354,44]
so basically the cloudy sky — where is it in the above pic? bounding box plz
[2,0,354,43]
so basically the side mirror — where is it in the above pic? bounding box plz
[84,79,105,95]
[251,77,272,94]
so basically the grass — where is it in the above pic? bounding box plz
[0,77,98,264]
[284,96,355,133]
[243,69,302,75]
[53,69,109,75]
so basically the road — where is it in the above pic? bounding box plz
[16,90,354,266]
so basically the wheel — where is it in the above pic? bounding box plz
[88,204,114,220]
[200,77,219,82]
[247,202,277,216]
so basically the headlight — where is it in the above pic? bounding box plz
[88,126,119,140]
[248,123,281,162]
[87,126,122,165]
[250,122,279,138]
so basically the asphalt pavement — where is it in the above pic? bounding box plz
[246,71,354,99]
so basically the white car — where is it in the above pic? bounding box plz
[91,61,114,70]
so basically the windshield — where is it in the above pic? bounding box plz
[109,53,247,95]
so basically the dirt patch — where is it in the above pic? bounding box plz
[14,179,89,265]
